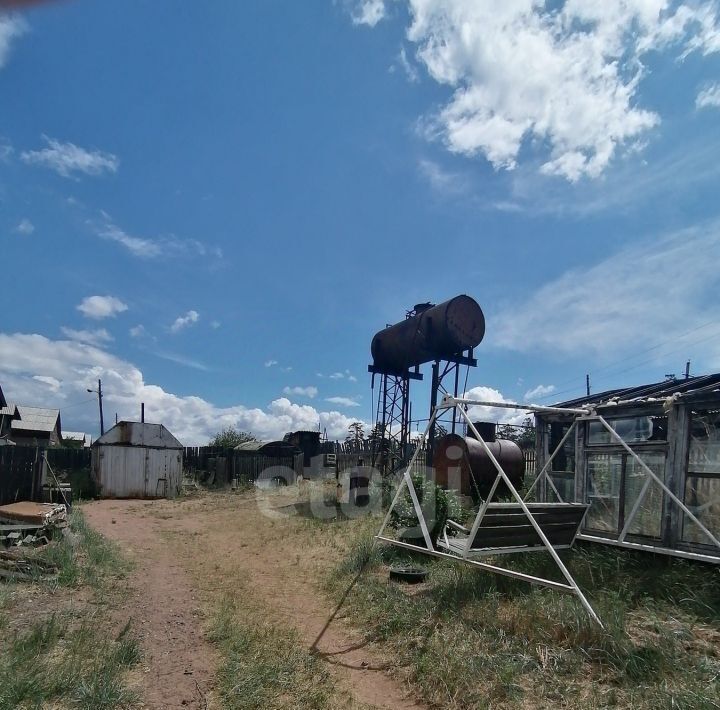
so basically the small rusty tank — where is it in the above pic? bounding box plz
[433,423,525,500]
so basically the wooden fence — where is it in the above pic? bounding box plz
[183,447,303,485]
[0,446,44,505]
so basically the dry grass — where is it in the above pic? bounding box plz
[325,519,720,709]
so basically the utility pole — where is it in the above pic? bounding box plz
[586,374,591,397]
[87,378,105,436]
[685,360,691,379]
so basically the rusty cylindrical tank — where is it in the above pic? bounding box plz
[433,431,525,501]
[370,295,485,375]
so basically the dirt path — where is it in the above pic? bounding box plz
[84,492,426,710]
[84,500,219,709]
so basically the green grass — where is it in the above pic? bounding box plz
[33,507,130,588]
[0,612,140,710]
[327,526,720,709]
[0,508,140,709]
[208,595,342,710]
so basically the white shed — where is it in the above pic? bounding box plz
[91,421,183,499]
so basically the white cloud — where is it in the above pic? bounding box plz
[77,295,128,320]
[129,325,146,338]
[32,375,61,393]
[491,221,720,367]
[210,320,221,329]
[283,386,318,399]
[21,136,119,178]
[329,372,345,380]
[524,384,556,401]
[396,46,420,83]
[170,310,199,333]
[325,396,361,407]
[15,218,34,235]
[0,15,26,70]
[697,82,720,109]
[363,1,720,180]
[92,215,222,261]
[0,333,362,444]
[60,327,113,347]
[96,221,162,258]
[463,385,528,426]
[327,370,357,381]
[265,359,278,368]
[352,0,386,26]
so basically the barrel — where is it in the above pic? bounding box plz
[433,433,525,501]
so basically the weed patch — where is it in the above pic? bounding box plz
[209,596,341,710]
[327,529,720,709]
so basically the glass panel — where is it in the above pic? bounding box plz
[585,453,622,532]
[688,410,720,475]
[623,452,665,538]
[588,416,667,445]
[548,472,574,502]
[682,476,720,545]
[549,422,575,472]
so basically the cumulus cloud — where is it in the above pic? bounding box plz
[351,0,386,26]
[463,385,528,426]
[325,396,361,407]
[15,218,34,235]
[0,15,26,70]
[361,1,720,180]
[60,327,113,347]
[283,386,318,399]
[0,333,362,444]
[490,220,720,366]
[77,295,128,320]
[170,310,199,333]
[524,384,556,401]
[697,82,720,109]
[21,136,119,178]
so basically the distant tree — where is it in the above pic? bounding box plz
[345,421,365,451]
[209,427,258,448]
[497,416,536,449]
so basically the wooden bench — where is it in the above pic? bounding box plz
[438,502,590,556]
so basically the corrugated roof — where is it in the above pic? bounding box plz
[0,403,18,418]
[556,373,720,408]
[94,421,183,449]
[11,406,61,434]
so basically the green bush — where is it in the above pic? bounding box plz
[389,472,468,543]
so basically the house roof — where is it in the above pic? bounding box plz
[93,421,183,449]
[0,385,6,409]
[0,403,19,418]
[11,406,61,435]
[63,431,92,445]
[556,373,720,409]
[235,440,300,454]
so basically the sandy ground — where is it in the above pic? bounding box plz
[84,490,426,710]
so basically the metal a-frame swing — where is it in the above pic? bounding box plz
[375,395,603,626]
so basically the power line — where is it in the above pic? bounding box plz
[530,318,720,402]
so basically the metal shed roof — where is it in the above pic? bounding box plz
[556,373,720,409]
[93,421,183,449]
[11,406,61,434]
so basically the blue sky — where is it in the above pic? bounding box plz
[1,0,720,444]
